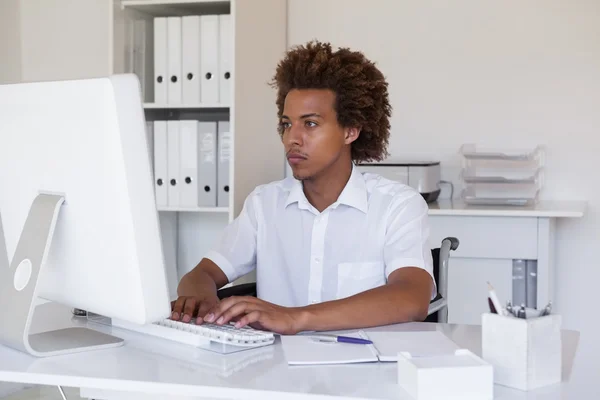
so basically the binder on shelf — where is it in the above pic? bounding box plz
[182,16,201,104]
[200,15,219,104]
[198,122,218,207]
[167,120,181,207]
[153,121,168,207]
[166,17,182,104]
[526,260,538,309]
[512,259,526,307]
[145,120,154,165]
[133,19,148,102]
[218,14,232,105]
[217,121,231,208]
[153,17,167,104]
[179,120,199,207]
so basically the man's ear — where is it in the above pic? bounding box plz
[344,127,361,145]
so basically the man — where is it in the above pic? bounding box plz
[171,41,435,334]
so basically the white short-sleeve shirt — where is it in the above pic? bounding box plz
[205,166,436,307]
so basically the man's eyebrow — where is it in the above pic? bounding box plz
[280,113,323,120]
[300,113,323,119]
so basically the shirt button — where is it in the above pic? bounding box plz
[315,258,321,263]
[311,300,317,304]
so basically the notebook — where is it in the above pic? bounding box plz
[281,330,460,365]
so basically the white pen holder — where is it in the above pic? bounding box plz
[482,312,562,391]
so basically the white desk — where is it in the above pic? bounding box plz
[426,200,586,325]
[0,303,585,400]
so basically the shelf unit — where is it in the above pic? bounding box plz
[120,0,230,16]
[143,102,228,109]
[1,0,286,296]
[157,206,229,212]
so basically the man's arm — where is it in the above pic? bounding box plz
[177,258,229,297]
[205,267,433,334]
[171,190,259,323]
[296,266,433,331]
[171,258,229,322]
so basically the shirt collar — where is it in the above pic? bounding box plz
[285,164,368,213]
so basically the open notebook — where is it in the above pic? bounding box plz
[281,330,460,365]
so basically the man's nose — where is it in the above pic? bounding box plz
[284,124,303,146]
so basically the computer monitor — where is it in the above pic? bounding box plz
[0,74,171,357]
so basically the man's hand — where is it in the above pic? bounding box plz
[170,295,220,323]
[203,296,305,335]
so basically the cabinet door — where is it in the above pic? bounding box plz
[447,258,512,325]
[19,0,111,82]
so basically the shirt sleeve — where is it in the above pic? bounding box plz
[383,191,437,299]
[204,190,259,284]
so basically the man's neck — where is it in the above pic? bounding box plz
[302,159,353,213]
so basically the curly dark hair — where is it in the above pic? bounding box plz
[271,40,391,163]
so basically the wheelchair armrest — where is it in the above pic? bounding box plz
[427,295,447,316]
[217,282,257,300]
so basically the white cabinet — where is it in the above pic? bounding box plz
[428,200,586,325]
[446,258,512,325]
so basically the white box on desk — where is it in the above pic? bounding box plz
[482,312,562,391]
[397,349,493,400]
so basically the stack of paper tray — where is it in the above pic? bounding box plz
[459,144,545,206]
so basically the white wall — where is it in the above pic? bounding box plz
[0,0,22,84]
[289,0,599,387]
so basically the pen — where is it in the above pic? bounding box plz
[488,297,498,314]
[311,335,373,345]
[487,282,504,316]
[540,302,552,317]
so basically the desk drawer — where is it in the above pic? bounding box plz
[428,216,538,259]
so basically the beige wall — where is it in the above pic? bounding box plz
[0,0,22,84]
[19,0,111,82]
[289,0,600,386]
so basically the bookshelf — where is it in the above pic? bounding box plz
[120,0,230,16]
[2,0,286,296]
[157,206,229,212]
[143,103,227,109]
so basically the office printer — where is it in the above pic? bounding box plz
[357,161,441,203]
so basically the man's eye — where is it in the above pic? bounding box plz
[305,121,317,128]
[280,122,291,129]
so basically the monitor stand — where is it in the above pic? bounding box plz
[0,193,124,357]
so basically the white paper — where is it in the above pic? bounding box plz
[281,330,460,365]
[281,333,378,365]
[366,331,460,362]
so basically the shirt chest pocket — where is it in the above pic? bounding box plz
[336,262,386,300]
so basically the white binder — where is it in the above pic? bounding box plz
[200,15,219,104]
[217,121,231,208]
[179,120,199,207]
[153,17,167,104]
[182,16,201,104]
[167,17,182,104]
[218,14,232,105]
[153,121,168,207]
[167,120,181,207]
[133,20,148,102]
[198,122,218,207]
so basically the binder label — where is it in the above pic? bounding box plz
[219,131,231,161]
[200,133,215,163]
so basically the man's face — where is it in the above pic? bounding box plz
[281,89,355,181]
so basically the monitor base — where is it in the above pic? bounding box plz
[0,193,124,357]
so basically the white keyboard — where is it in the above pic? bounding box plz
[112,318,275,353]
